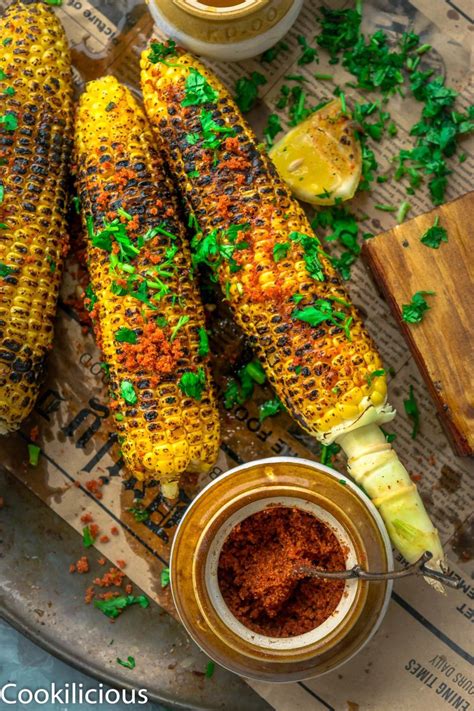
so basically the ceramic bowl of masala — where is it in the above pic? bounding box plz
[170,456,393,682]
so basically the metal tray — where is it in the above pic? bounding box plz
[0,468,270,711]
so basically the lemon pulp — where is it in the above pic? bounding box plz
[269,98,362,206]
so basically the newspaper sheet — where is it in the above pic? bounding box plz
[0,0,472,709]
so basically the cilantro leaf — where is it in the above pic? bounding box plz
[178,367,206,400]
[259,398,283,422]
[117,656,136,670]
[403,384,420,439]
[82,525,95,548]
[401,290,435,323]
[420,216,448,249]
[205,661,215,678]
[27,443,41,466]
[161,567,170,589]
[320,442,341,466]
[120,379,137,405]
[182,69,218,107]
[367,369,386,386]
[289,231,326,282]
[127,505,149,522]
[0,262,14,278]
[148,39,177,64]
[223,360,266,409]
[235,72,267,113]
[260,41,288,63]
[264,113,282,147]
[297,35,318,65]
[114,327,137,344]
[94,595,149,619]
[198,327,209,357]
[273,242,290,262]
[0,112,18,131]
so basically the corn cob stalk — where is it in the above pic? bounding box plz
[0,1,73,433]
[140,44,444,575]
[74,76,220,498]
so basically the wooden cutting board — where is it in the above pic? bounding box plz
[362,191,474,457]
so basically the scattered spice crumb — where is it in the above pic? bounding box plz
[116,559,126,569]
[90,523,100,538]
[111,526,119,536]
[85,586,95,604]
[29,425,39,442]
[99,535,110,543]
[125,583,133,594]
[85,479,104,499]
[80,512,93,524]
[98,557,106,566]
[76,556,89,574]
[69,564,76,574]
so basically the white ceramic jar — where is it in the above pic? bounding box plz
[146,0,304,61]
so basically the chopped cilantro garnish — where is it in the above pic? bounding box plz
[120,380,137,405]
[316,7,362,62]
[72,196,81,214]
[420,216,447,249]
[291,293,304,304]
[381,427,397,443]
[2,38,12,46]
[401,290,435,323]
[0,113,18,131]
[205,661,215,678]
[320,442,341,466]
[297,35,318,65]
[264,113,282,147]
[84,284,97,312]
[114,327,137,344]
[314,73,333,81]
[403,384,420,438]
[197,327,209,357]
[259,398,283,422]
[127,505,149,522]
[260,41,288,63]
[44,0,62,5]
[0,183,4,205]
[374,203,397,212]
[82,525,95,548]
[182,69,218,107]
[223,360,266,409]
[170,315,190,342]
[289,231,326,281]
[273,242,290,262]
[0,262,14,278]
[148,39,177,65]
[292,299,352,339]
[161,567,170,589]
[117,656,135,670]
[397,201,412,224]
[192,223,249,273]
[235,71,267,113]
[94,595,149,619]
[178,367,206,400]
[367,369,386,386]
[27,443,41,466]
[3,87,15,96]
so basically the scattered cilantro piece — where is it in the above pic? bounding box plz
[117,656,135,670]
[205,661,215,678]
[316,7,362,63]
[0,113,18,131]
[72,196,81,214]
[2,38,12,46]
[0,262,14,278]
[161,567,170,589]
[0,183,4,204]
[27,443,41,467]
[420,216,448,248]
[170,315,190,342]
[403,384,420,439]
[261,41,289,63]
[311,206,364,280]
[82,525,95,548]
[292,299,352,339]
[197,327,209,357]
[320,442,341,466]
[94,595,149,619]
[381,427,397,443]
[264,113,282,147]
[84,284,97,312]
[374,203,397,212]
[397,201,412,224]
[44,0,62,5]
[114,327,137,344]
[259,398,283,422]
[273,242,290,262]
[192,223,249,273]
[3,87,15,96]
[367,369,386,386]
[314,73,333,81]
[401,290,435,324]
[148,39,177,65]
[223,360,266,409]
[235,71,267,113]
[297,35,318,65]
[182,69,218,108]
[178,367,206,400]
[289,231,326,281]
[120,379,137,405]
[127,505,149,522]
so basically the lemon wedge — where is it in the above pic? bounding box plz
[269,98,362,206]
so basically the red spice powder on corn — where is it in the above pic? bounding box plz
[217,506,346,638]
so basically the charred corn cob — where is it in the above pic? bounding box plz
[0,1,73,433]
[74,76,220,498]
[140,44,444,576]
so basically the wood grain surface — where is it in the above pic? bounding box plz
[363,191,474,456]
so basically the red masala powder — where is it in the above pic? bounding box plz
[217,506,345,637]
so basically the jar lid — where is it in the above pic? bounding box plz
[170,457,393,681]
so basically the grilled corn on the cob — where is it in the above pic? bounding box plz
[74,76,220,498]
[140,44,444,574]
[0,1,73,433]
